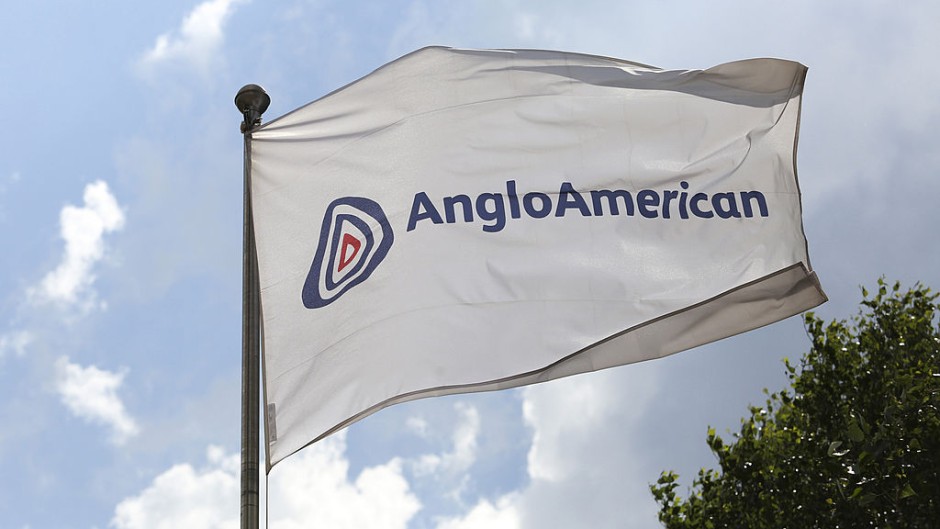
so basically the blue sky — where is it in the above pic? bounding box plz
[1,1,939,528]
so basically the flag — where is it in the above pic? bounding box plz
[250,46,826,469]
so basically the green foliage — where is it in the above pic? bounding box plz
[651,280,940,528]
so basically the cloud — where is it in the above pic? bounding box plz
[0,330,33,358]
[54,356,139,445]
[433,366,662,529]
[113,434,420,529]
[0,180,129,448]
[31,180,124,312]
[109,371,658,528]
[412,402,479,477]
[410,402,481,506]
[406,415,431,437]
[435,496,520,529]
[266,432,420,529]
[111,445,238,529]
[138,0,244,75]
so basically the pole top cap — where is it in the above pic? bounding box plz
[235,84,271,133]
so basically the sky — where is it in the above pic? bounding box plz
[1,1,938,528]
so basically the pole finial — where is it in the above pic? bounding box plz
[235,84,271,133]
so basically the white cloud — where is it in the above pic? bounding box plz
[266,432,420,529]
[109,372,659,529]
[412,402,479,477]
[111,445,239,529]
[406,415,431,438]
[54,356,139,445]
[0,330,33,358]
[139,0,244,75]
[31,180,124,311]
[435,496,520,529]
[410,402,481,506]
[113,434,420,529]
[433,366,662,529]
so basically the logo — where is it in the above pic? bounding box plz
[406,180,770,233]
[302,197,394,309]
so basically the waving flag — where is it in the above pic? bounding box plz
[249,47,826,469]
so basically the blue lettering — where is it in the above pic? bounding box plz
[555,182,592,217]
[690,193,713,218]
[590,189,634,216]
[407,192,443,231]
[662,190,678,219]
[679,181,690,219]
[712,193,742,219]
[637,190,660,218]
[506,180,521,219]
[523,192,552,218]
[740,191,768,217]
[443,194,473,223]
[405,180,769,232]
[477,193,506,232]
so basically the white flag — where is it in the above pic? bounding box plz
[250,47,826,469]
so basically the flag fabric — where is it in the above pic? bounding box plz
[250,46,826,469]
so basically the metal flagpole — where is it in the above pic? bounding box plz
[235,84,270,529]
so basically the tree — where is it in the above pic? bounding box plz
[651,280,940,528]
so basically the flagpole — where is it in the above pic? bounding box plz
[235,84,270,529]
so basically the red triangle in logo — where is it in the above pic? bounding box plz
[338,233,362,272]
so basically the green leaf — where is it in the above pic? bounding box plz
[900,484,916,499]
[828,441,845,457]
[847,420,865,443]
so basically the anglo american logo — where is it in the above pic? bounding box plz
[303,180,769,309]
[302,197,394,309]
[407,180,769,233]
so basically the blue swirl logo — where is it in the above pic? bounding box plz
[302,197,394,309]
